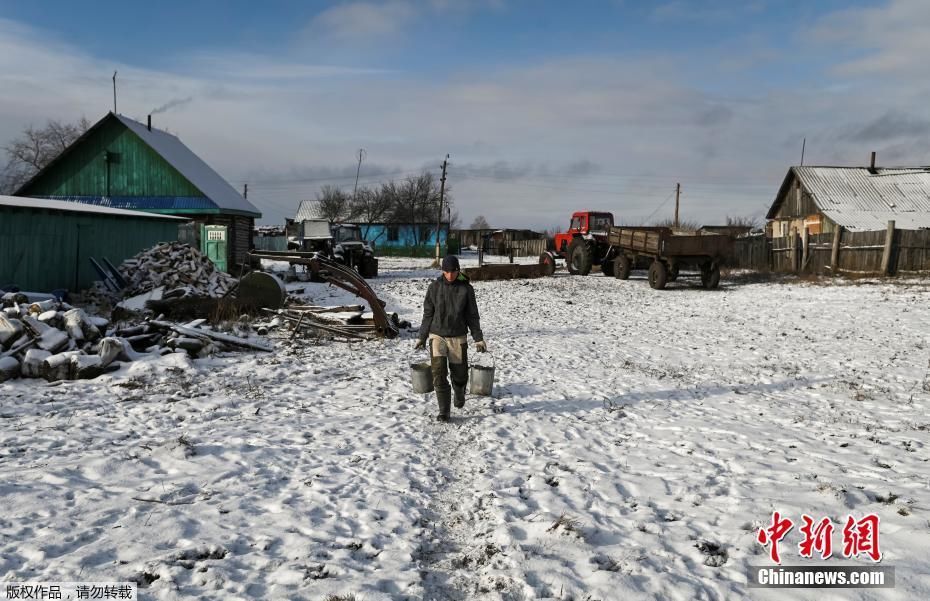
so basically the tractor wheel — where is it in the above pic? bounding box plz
[360,256,378,278]
[701,263,720,289]
[601,258,615,277]
[648,261,668,290]
[668,263,680,282]
[614,255,632,280]
[538,252,556,276]
[567,238,593,276]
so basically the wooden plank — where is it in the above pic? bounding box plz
[831,226,842,274]
[881,220,895,275]
[800,227,810,271]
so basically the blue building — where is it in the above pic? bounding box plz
[292,200,449,255]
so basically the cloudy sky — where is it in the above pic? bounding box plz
[1,0,928,229]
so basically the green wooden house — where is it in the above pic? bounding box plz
[16,112,261,270]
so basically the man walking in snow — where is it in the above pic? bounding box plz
[415,255,486,422]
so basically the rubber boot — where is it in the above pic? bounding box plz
[431,356,451,422]
[450,362,468,408]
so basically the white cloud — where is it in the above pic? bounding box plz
[3,5,930,229]
[304,1,418,44]
[809,0,930,78]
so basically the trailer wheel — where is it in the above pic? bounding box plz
[614,255,631,280]
[701,263,720,289]
[648,261,668,290]
[538,252,556,276]
[567,238,592,276]
[601,258,615,277]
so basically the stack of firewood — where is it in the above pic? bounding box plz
[0,293,272,383]
[0,295,122,382]
[119,242,239,298]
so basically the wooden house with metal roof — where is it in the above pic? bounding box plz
[766,159,930,237]
[15,112,261,271]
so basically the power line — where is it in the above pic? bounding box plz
[456,173,675,200]
[241,169,437,193]
[456,169,776,191]
[231,167,432,186]
[641,189,678,225]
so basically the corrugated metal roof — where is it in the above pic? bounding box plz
[40,195,219,211]
[294,199,324,222]
[788,167,930,231]
[0,195,186,220]
[115,115,262,218]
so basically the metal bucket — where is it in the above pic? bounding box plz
[469,362,495,396]
[410,362,434,393]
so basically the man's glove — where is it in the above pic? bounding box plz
[414,339,426,350]
[475,341,487,353]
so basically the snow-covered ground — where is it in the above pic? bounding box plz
[2,257,929,600]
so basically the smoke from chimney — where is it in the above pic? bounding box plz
[150,96,192,115]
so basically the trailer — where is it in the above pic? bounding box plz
[607,227,733,290]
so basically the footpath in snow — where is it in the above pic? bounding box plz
[2,258,929,600]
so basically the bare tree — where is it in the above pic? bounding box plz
[652,217,700,232]
[725,215,761,230]
[349,185,394,242]
[388,172,448,247]
[1,117,91,194]
[470,215,491,230]
[448,208,461,230]
[314,185,351,223]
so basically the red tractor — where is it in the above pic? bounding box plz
[540,211,618,276]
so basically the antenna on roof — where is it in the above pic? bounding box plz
[112,71,118,114]
[800,137,806,166]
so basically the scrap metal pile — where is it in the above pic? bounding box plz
[0,291,271,384]
[249,250,400,339]
[262,304,407,341]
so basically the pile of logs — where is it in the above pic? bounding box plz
[118,242,239,298]
[0,293,271,384]
[262,304,407,341]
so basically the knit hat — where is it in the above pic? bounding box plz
[441,255,460,272]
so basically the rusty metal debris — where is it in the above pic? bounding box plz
[249,251,398,338]
[462,263,552,281]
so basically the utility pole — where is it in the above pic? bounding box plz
[243,184,248,199]
[674,182,681,229]
[800,137,806,166]
[112,71,118,113]
[353,148,366,201]
[433,154,450,267]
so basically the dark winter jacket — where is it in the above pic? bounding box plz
[417,273,483,344]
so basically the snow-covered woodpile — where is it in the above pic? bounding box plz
[0,294,118,382]
[119,242,239,298]
[0,292,270,383]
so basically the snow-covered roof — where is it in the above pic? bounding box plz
[294,200,324,222]
[770,166,930,231]
[115,115,261,217]
[0,195,187,220]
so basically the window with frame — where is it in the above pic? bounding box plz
[387,226,399,242]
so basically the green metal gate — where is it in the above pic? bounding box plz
[201,224,228,272]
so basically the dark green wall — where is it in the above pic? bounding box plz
[0,206,180,292]
[19,117,202,198]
